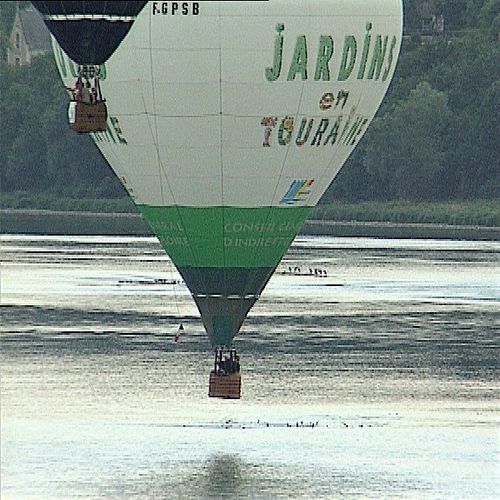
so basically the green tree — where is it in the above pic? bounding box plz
[426,32,499,112]
[0,51,123,197]
[453,81,500,198]
[6,113,48,191]
[479,0,500,38]
[434,0,472,30]
[0,2,16,62]
[362,82,455,201]
[402,0,422,33]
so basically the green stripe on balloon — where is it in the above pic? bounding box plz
[138,205,312,268]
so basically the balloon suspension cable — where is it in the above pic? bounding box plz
[74,66,81,89]
[168,256,182,330]
[144,9,208,319]
[96,76,103,102]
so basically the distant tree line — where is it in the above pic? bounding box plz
[0,1,126,199]
[324,0,500,202]
[0,0,498,203]
[404,0,500,34]
[0,54,127,198]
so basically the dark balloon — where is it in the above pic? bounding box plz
[32,1,147,64]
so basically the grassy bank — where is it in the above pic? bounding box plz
[1,193,499,227]
[0,192,137,213]
[311,201,500,227]
[3,209,498,240]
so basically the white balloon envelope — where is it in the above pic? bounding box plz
[52,0,403,346]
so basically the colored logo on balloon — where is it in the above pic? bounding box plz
[280,179,314,205]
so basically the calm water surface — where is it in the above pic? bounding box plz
[1,235,499,499]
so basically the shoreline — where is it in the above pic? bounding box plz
[1,208,499,241]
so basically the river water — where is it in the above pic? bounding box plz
[1,235,499,499]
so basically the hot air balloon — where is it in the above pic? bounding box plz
[45,0,403,398]
[32,1,147,132]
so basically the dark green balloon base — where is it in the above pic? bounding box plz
[178,266,275,347]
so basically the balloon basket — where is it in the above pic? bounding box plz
[71,101,108,133]
[209,347,241,398]
[208,371,241,399]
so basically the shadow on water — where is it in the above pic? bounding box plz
[1,300,498,379]
[97,454,255,499]
[98,452,426,499]
[0,304,195,331]
[200,455,249,498]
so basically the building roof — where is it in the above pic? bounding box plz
[19,6,51,52]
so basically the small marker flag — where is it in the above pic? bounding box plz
[174,323,184,342]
